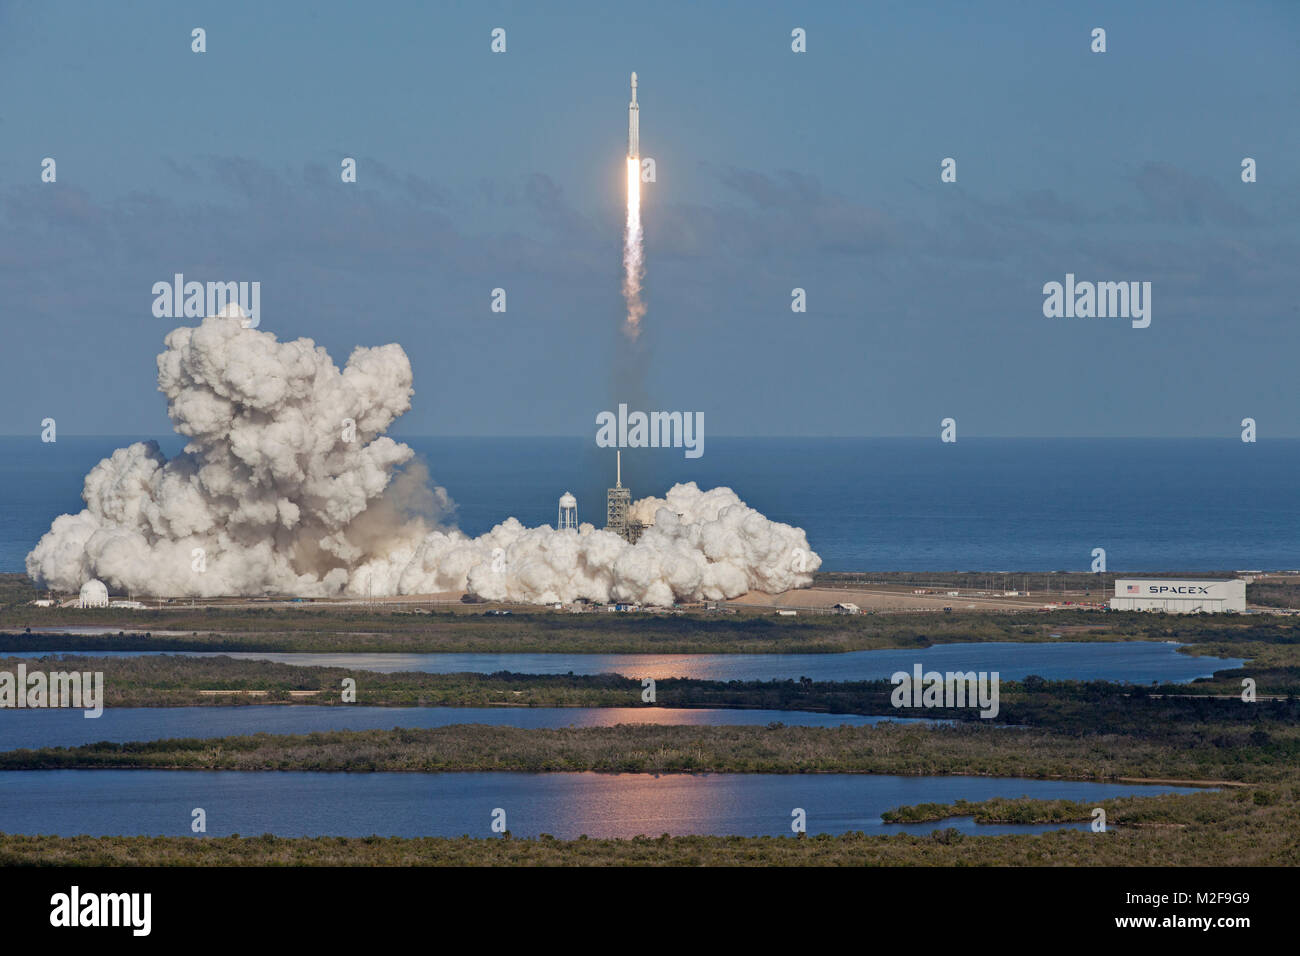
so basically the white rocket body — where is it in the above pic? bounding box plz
[628,72,639,159]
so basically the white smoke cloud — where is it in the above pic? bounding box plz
[27,316,820,604]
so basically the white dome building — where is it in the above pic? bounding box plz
[78,579,109,608]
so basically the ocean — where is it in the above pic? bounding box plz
[2,436,1297,574]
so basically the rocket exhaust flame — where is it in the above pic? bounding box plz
[623,157,644,340]
[622,72,645,340]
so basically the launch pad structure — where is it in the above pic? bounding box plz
[605,450,644,544]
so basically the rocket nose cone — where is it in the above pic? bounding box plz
[631,71,637,85]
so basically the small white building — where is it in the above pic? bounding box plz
[78,579,110,608]
[832,602,860,614]
[1110,579,1246,614]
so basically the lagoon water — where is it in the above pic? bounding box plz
[0,769,1208,839]
[5,640,1242,683]
[0,705,933,752]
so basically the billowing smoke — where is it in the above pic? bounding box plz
[27,316,820,604]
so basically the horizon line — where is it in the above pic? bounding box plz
[4,434,1297,442]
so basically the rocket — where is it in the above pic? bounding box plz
[628,72,639,159]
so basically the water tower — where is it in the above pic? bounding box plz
[558,492,577,530]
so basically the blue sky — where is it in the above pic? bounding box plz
[1,0,1297,437]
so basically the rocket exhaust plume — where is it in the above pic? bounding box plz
[27,314,821,604]
[622,71,645,340]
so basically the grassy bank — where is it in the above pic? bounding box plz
[878,790,1259,825]
[4,719,1297,782]
[0,607,1099,654]
[3,652,1292,712]
[3,606,1298,656]
[0,655,643,708]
